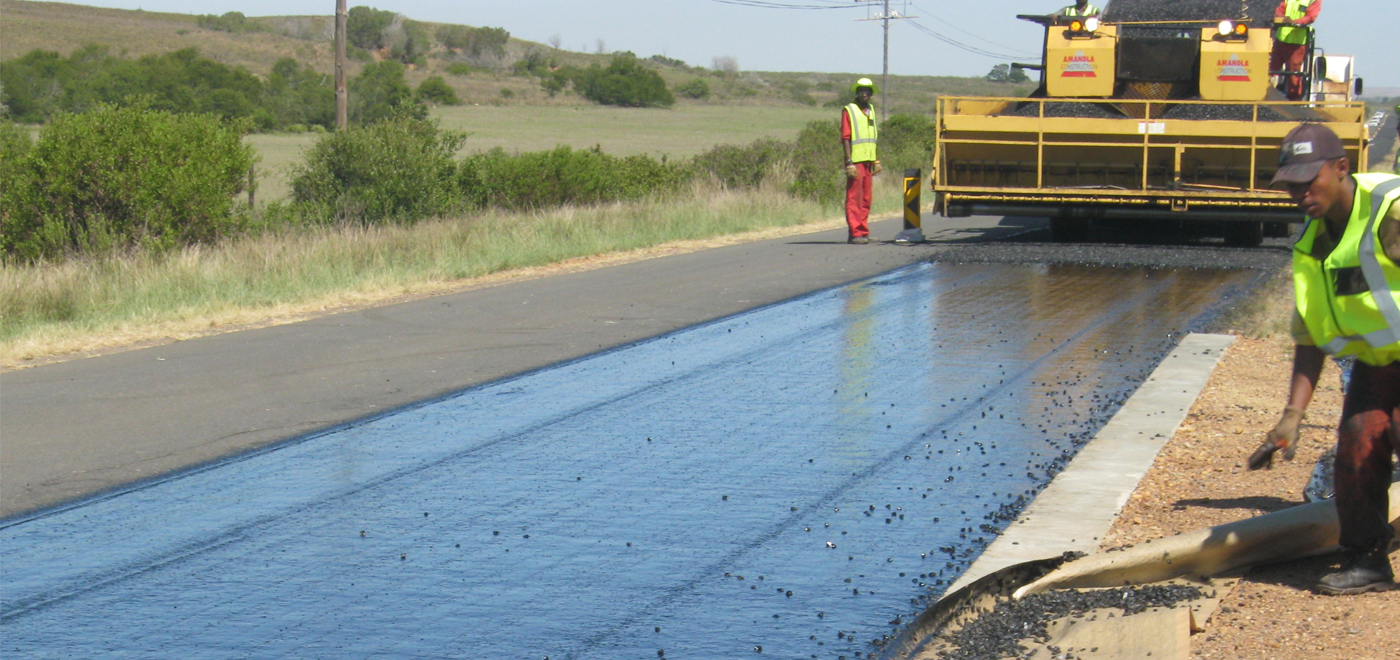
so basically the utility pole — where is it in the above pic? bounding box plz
[335,0,348,130]
[857,0,914,121]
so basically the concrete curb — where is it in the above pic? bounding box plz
[948,332,1237,593]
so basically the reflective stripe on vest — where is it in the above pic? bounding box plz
[1062,4,1099,16]
[845,103,878,162]
[1277,0,1314,45]
[1294,175,1400,364]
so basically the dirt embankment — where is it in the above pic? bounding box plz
[1103,335,1400,659]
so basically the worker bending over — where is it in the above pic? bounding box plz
[1272,0,1321,100]
[841,78,882,244]
[1249,123,1400,595]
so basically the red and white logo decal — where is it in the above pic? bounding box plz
[1217,54,1251,82]
[1062,51,1097,78]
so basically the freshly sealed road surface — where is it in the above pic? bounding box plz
[1,261,1257,659]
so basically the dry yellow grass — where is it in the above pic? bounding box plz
[1,184,890,370]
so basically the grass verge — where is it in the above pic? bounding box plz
[1,182,904,369]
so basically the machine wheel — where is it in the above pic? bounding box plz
[1224,221,1264,247]
[1049,216,1089,243]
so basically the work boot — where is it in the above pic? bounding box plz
[848,236,869,245]
[1318,545,1396,595]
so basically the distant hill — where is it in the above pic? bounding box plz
[0,0,1035,113]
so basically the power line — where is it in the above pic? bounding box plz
[908,2,1039,56]
[905,19,1036,60]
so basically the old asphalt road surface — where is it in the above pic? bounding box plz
[3,215,1048,519]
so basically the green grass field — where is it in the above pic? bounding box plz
[247,104,836,202]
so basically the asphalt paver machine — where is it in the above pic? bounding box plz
[930,0,1368,245]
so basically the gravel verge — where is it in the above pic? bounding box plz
[1102,334,1400,658]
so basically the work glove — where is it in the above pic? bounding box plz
[872,160,883,175]
[1247,406,1304,470]
[845,163,858,179]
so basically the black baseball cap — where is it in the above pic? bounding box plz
[1271,123,1347,185]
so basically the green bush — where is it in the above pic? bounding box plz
[1,106,254,261]
[690,139,791,189]
[675,78,710,100]
[878,113,937,178]
[416,76,461,105]
[567,53,675,108]
[387,19,431,66]
[196,11,251,33]
[781,80,817,106]
[513,49,557,78]
[0,46,329,131]
[346,6,395,51]
[264,58,336,130]
[437,25,510,58]
[787,119,844,205]
[985,63,1030,83]
[349,60,426,124]
[464,146,687,210]
[0,122,34,235]
[290,115,464,225]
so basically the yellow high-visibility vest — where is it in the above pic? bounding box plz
[1062,3,1099,16]
[1277,0,1316,45]
[1294,174,1400,365]
[845,103,878,163]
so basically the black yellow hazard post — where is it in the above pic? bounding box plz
[895,168,925,243]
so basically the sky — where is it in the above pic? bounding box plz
[73,0,1398,88]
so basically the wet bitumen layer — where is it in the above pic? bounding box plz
[1,260,1256,659]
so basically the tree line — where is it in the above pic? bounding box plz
[0,46,461,131]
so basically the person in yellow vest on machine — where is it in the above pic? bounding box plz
[1272,0,1322,100]
[841,78,881,244]
[1054,0,1099,18]
[1247,123,1400,595]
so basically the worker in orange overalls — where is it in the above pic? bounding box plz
[1272,0,1322,100]
[841,78,882,244]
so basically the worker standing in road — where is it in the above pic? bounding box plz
[1271,0,1322,101]
[841,78,882,244]
[1054,0,1099,17]
[1247,123,1400,595]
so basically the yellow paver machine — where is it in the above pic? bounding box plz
[930,0,1368,245]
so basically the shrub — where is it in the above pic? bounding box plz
[878,113,937,177]
[290,115,464,225]
[463,146,687,210]
[985,63,1030,83]
[690,139,791,189]
[437,25,510,58]
[568,52,674,108]
[1,106,254,261]
[416,76,461,105]
[386,19,431,66]
[0,46,329,131]
[349,60,426,124]
[264,58,336,130]
[787,119,844,205]
[675,78,710,100]
[513,49,557,78]
[196,11,250,33]
[346,6,395,51]
[781,80,817,106]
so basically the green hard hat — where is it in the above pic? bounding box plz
[851,77,879,94]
